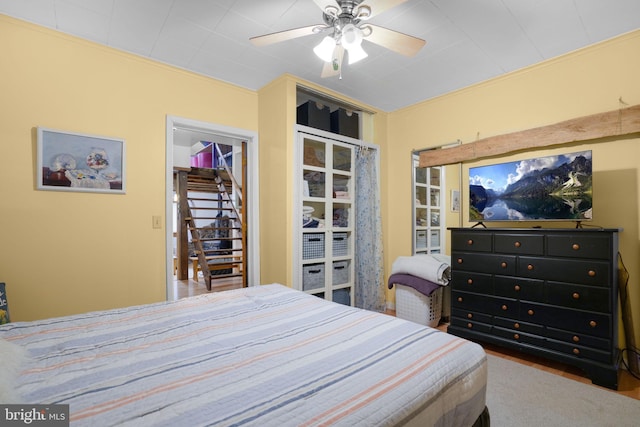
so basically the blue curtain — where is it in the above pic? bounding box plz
[354,147,385,312]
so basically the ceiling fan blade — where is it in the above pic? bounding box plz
[364,24,426,57]
[321,45,344,78]
[250,25,325,47]
[312,0,340,13]
[358,0,408,19]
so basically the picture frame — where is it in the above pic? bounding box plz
[37,127,126,194]
[451,189,460,212]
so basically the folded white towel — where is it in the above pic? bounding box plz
[391,254,451,285]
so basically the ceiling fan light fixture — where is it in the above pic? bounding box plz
[347,43,368,64]
[341,23,362,49]
[313,36,336,62]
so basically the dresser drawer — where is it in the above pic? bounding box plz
[546,281,610,312]
[545,326,610,351]
[546,234,611,259]
[451,308,493,325]
[488,296,519,317]
[494,316,544,336]
[493,327,546,347]
[520,302,611,338]
[494,275,544,301]
[452,291,519,318]
[450,271,493,294]
[518,256,610,286]
[545,338,612,364]
[453,253,517,275]
[451,291,493,314]
[450,316,492,334]
[494,233,544,255]
[451,232,492,252]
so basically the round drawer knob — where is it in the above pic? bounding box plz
[527,309,534,316]
[513,334,520,340]
[589,320,597,328]
[572,243,580,251]
[514,323,520,329]
[457,258,463,264]
[467,323,473,329]
[514,241,521,248]
[457,297,463,302]
[467,313,473,319]
[501,304,508,311]
[572,335,580,343]
[572,292,580,300]
[573,348,580,355]
[588,270,596,277]
[527,264,534,271]
[467,278,473,285]
[501,262,508,268]
[514,285,521,292]
[467,239,474,246]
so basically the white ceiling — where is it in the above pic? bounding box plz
[2,0,640,112]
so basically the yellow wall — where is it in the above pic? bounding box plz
[3,10,640,352]
[0,15,384,321]
[0,16,258,320]
[257,76,296,286]
[386,30,640,347]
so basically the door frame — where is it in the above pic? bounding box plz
[165,115,260,299]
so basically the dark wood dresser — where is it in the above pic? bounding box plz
[448,227,620,389]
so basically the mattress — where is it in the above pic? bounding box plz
[1,284,487,426]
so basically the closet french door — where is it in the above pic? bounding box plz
[412,154,445,255]
[293,128,355,306]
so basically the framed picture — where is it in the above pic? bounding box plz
[451,189,460,212]
[37,127,126,194]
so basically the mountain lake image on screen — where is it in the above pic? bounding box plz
[469,150,593,222]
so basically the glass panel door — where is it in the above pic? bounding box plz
[297,130,355,305]
[412,154,445,254]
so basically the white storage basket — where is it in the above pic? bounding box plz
[395,284,443,327]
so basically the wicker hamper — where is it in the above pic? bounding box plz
[395,284,443,327]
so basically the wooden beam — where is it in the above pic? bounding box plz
[420,104,640,167]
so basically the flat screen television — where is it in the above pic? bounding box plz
[469,150,592,222]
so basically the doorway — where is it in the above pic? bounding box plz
[165,116,260,300]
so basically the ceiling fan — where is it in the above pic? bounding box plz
[250,0,426,78]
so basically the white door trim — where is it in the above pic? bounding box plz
[165,115,260,299]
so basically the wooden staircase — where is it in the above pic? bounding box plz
[175,144,246,290]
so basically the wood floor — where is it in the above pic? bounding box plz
[172,276,243,298]
[172,270,243,299]
[173,275,640,401]
[435,324,640,401]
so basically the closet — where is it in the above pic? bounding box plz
[292,87,381,307]
[294,128,355,305]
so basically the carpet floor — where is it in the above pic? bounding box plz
[486,354,640,426]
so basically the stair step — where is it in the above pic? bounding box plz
[179,163,245,292]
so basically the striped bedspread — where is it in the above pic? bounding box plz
[2,284,487,426]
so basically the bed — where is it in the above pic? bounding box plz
[1,284,488,426]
